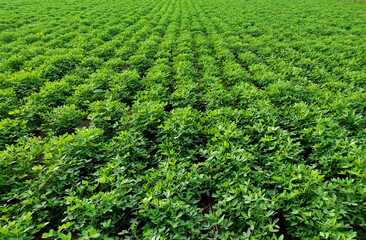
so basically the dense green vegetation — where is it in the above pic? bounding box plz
[0,0,365,239]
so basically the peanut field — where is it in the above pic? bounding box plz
[0,0,365,239]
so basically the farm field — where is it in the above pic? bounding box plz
[0,0,366,239]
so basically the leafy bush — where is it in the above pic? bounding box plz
[7,70,45,98]
[42,104,86,135]
[89,99,128,136]
[0,118,29,150]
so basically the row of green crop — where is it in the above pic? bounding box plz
[1,0,366,239]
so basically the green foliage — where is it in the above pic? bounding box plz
[0,0,365,239]
[0,118,29,150]
[89,99,128,136]
[0,88,17,118]
[7,70,45,98]
[42,104,87,135]
[105,69,144,104]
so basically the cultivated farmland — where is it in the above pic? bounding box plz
[0,0,365,239]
